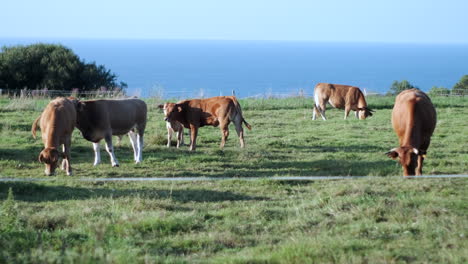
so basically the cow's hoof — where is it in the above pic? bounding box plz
[67,172,72,176]
[112,164,120,167]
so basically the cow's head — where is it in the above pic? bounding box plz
[357,107,374,120]
[158,103,182,122]
[38,147,64,176]
[386,147,426,176]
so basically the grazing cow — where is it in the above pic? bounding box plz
[75,98,147,167]
[158,103,186,148]
[312,83,374,120]
[159,96,251,151]
[31,97,76,176]
[386,89,436,176]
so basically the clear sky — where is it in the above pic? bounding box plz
[2,0,467,43]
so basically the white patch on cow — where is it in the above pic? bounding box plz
[328,100,335,108]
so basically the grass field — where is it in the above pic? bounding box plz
[0,95,467,263]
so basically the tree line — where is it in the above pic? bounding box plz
[0,43,126,92]
[389,76,468,96]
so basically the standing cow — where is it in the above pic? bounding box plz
[312,83,374,120]
[159,96,251,151]
[75,98,147,167]
[386,89,436,176]
[159,103,186,148]
[31,97,76,176]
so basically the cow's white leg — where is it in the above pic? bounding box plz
[61,144,67,171]
[176,127,184,148]
[136,133,143,163]
[93,142,101,166]
[312,106,317,120]
[166,127,173,148]
[128,131,138,161]
[344,108,351,120]
[104,136,119,167]
[355,111,359,119]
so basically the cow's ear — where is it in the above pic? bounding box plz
[176,104,183,112]
[385,148,399,159]
[157,104,164,109]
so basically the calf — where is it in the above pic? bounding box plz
[159,104,186,148]
[159,96,251,151]
[75,98,147,166]
[386,89,436,176]
[313,83,374,120]
[31,97,76,176]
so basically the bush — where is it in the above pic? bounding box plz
[0,43,123,91]
[387,80,418,95]
[452,75,468,96]
[428,86,451,96]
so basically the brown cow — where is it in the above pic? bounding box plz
[31,97,76,176]
[75,98,147,167]
[159,103,186,148]
[159,96,251,151]
[312,83,374,120]
[386,89,436,176]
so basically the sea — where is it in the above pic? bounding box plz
[1,38,467,98]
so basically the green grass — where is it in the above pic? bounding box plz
[0,95,467,263]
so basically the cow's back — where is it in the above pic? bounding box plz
[40,97,76,139]
[83,98,147,134]
[392,89,436,147]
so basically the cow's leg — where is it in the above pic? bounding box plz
[176,127,183,148]
[220,122,230,149]
[128,131,138,161]
[234,119,245,148]
[355,111,359,119]
[344,107,351,120]
[93,142,101,166]
[104,135,119,167]
[189,125,198,151]
[416,155,424,176]
[61,144,67,171]
[136,132,144,163]
[317,103,327,120]
[312,105,319,120]
[62,137,72,176]
[166,127,173,148]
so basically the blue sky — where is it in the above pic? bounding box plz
[2,0,467,43]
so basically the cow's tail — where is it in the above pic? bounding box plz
[232,96,252,130]
[31,115,41,139]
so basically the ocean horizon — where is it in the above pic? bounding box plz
[1,38,467,98]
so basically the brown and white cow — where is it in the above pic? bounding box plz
[159,96,251,151]
[31,97,76,176]
[158,103,186,148]
[75,98,147,166]
[386,89,436,177]
[312,83,374,120]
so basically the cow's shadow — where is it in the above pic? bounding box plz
[0,182,267,205]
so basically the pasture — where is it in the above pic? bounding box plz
[0,95,467,263]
